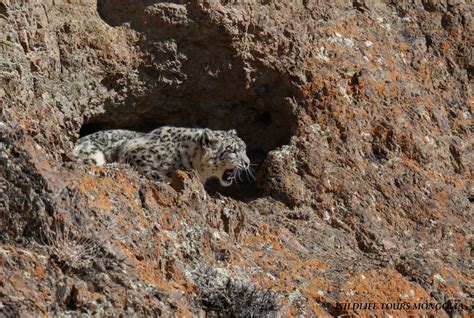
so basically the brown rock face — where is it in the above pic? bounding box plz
[0,0,472,316]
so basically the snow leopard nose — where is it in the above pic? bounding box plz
[243,155,250,168]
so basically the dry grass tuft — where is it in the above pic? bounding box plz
[42,219,99,270]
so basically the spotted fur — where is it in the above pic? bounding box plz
[73,126,251,186]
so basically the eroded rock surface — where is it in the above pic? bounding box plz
[0,0,472,316]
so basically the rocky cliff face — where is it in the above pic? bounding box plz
[0,0,472,316]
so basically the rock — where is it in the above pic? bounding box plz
[0,0,471,316]
[67,282,103,310]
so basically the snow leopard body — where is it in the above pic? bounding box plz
[73,126,251,186]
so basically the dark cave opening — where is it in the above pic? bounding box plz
[79,99,294,163]
[83,0,300,200]
[79,95,297,201]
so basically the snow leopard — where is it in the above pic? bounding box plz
[73,126,252,187]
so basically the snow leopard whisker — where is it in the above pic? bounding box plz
[229,169,240,185]
[238,169,243,182]
[246,167,256,180]
[250,169,255,180]
[245,169,251,182]
[232,174,240,186]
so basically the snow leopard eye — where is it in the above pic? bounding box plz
[220,148,236,159]
[228,152,237,160]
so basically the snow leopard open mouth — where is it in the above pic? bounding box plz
[223,169,235,183]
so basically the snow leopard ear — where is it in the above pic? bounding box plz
[229,129,237,136]
[200,129,218,149]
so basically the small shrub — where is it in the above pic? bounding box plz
[195,266,280,317]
